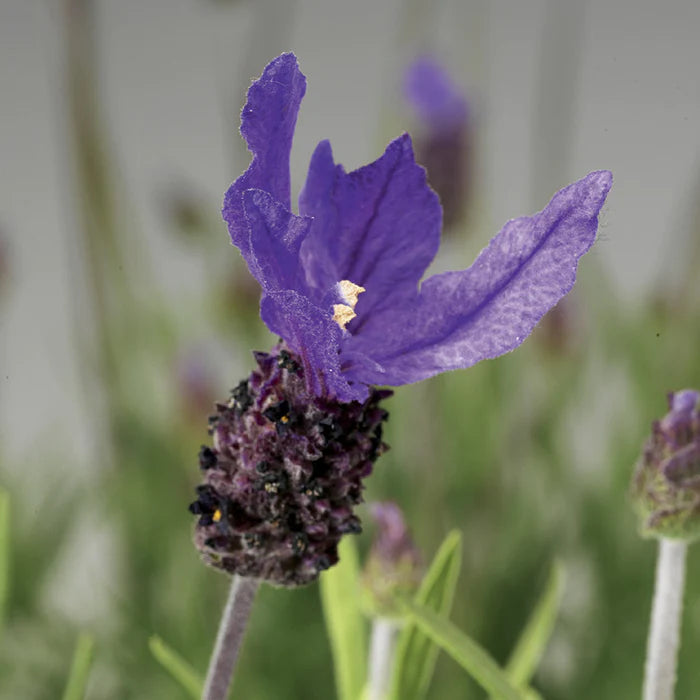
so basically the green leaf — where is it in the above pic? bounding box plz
[0,489,9,630]
[61,633,95,700]
[399,598,524,700]
[149,635,203,699]
[505,560,565,689]
[319,536,367,700]
[390,530,462,700]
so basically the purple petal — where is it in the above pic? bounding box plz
[404,56,469,132]
[222,54,306,261]
[242,189,311,292]
[260,290,369,403]
[344,170,613,386]
[298,134,442,320]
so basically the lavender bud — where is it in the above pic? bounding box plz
[361,502,422,617]
[631,390,700,540]
[403,56,472,230]
[189,344,391,587]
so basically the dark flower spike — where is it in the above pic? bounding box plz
[403,55,471,228]
[223,53,612,404]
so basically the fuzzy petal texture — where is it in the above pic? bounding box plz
[261,290,369,403]
[344,170,612,385]
[223,54,306,262]
[299,134,442,319]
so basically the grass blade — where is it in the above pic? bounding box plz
[505,560,566,688]
[62,633,95,700]
[399,598,524,700]
[319,536,367,700]
[390,530,462,700]
[149,635,203,699]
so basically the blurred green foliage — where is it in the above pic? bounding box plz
[3,3,700,698]
[4,226,700,698]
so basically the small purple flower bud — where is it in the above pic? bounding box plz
[189,344,391,587]
[631,389,700,540]
[361,502,422,616]
[176,348,218,425]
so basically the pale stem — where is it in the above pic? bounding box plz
[202,576,260,700]
[643,538,687,700]
[367,617,398,700]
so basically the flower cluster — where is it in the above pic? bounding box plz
[190,53,612,585]
[190,345,390,586]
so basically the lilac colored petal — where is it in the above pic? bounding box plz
[661,443,700,487]
[260,290,369,403]
[344,170,612,386]
[668,390,700,414]
[298,134,442,320]
[222,54,306,260]
[242,189,312,293]
[404,56,468,131]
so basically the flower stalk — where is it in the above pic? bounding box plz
[202,576,260,700]
[643,537,687,700]
[367,617,398,700]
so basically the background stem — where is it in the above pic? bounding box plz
[368,617,397,700]
[643,538,687,700]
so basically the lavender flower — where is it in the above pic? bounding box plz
[362,502,422,616]
[631,390,700,539]
[222,53,611,404]
[403,56,472,228]
[190,53,611,586]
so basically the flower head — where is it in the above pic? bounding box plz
[631,390,700,540]
[189,345,391,586]
[361,502,423,616]
[403,56,472,228]
[190,54,612,586]
[222,53,612,405]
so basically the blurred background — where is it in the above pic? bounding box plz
[2,0,700,697]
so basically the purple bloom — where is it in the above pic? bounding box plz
[403,56,469,133]
[222,53,612,405]
[403,56,472,228]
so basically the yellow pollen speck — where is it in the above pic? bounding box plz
[333,280,365,330]
[280,415,289,424]
[213,509,222,523]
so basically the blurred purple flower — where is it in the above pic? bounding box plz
[403,56,472,227]
[404,56,469,132]
[363,502,423,614]
[176,347,218,424]
[222,53,612,405]
[368,502,422,574]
